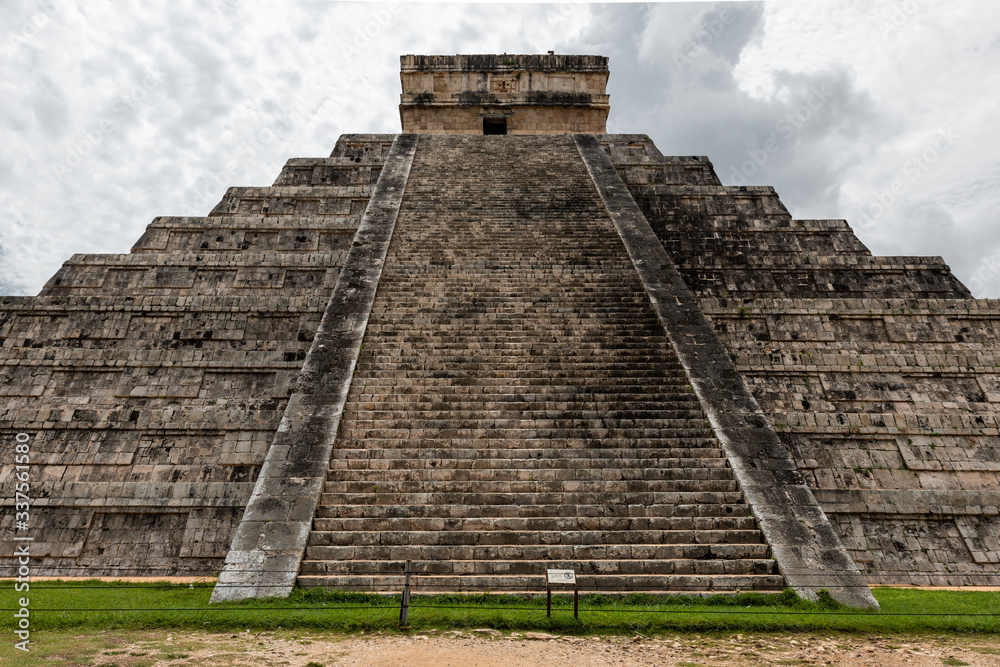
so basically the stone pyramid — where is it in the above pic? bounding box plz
[5,54,996,609]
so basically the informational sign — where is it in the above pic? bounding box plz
[546,569,576,584]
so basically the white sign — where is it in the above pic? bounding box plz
[546,569,576,584]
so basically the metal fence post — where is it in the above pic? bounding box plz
[399,559,412,629]
[574,580,579,620]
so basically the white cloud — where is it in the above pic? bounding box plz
[1,1,999,296]
[735,1,1000,290]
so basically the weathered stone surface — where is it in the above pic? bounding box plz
[576,133,877,609]
[600,132,1000,588]
[400,54,609,134]
[3,54,997,602]
[210,134,418,602]
[295,134,783,597]
[0,135,390,578]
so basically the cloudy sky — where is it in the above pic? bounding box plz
[2,1,999,296]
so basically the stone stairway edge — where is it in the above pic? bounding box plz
[209,134,420,603]
[573,133,879,610]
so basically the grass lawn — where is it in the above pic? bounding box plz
[0,582,998,637]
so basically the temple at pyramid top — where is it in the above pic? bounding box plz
[399,53,610,134]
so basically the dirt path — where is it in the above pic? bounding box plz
[12,629,1000,666]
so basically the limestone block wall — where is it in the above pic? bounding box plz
[603,134,1000,585]
[703,297,1000,585]
[400,105,608,135]
[399,54,609,101]
[629,189,967,300]
[399,54,609,134]
[0,134,393,577]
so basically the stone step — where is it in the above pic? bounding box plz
[343,400,702,412]
[367,282,649,291]
[299,557,776,578]
[352,363,690,373]
[352,378,697,389]
[352,378,693,388]
[311,515,759,532]
[349,383,697,393]
[296,573,784,593]
[323,479,739,495]
[347,393,700,403]
[325,467,733,483]
[372,281,673,298]
[348,363,689,376]
[340,417,711,429]
[398,201,602,210]
[315,502,751,520]
[344,402,701,412]
[327,456,729,472]
[366,302,659,311]
[353,358,685,369]
[344,386,697,396]
[345,398,698,409]
[302,542,771,562]
[354,344,680,355]
[363,318,669,328]
[379,255,635,263]
[359,335,671,345]
[307,529,764,547]
[362,322,671,332]
[338,428,718,440]
[368,282,653,291]
[318,490,746,506]
[342,409,704,420]
[360,329,672,338]
[329,447,726,461]
[328,438,723,450]
[371,278,648,285]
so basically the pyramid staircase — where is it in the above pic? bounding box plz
[296,135,784,593]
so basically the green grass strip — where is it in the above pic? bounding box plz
[1,582,998,634]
